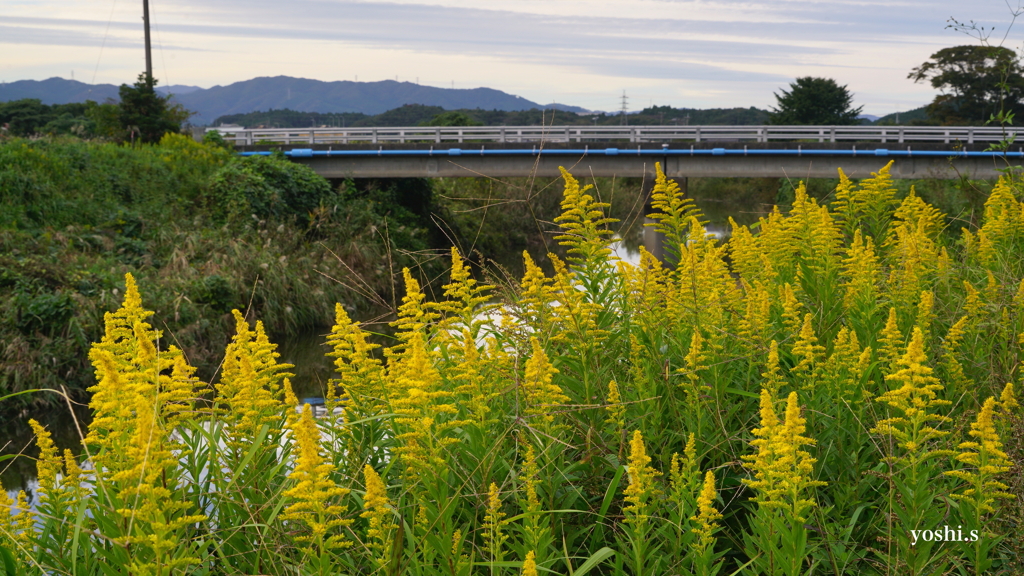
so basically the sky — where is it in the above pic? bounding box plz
[2,0,1021,115]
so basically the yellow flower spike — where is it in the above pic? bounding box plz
[887,216,941,311]
[681,331,709,397]
[791,313,824,380]
[522,550,539,576]
[0,484,33,567]
[283,378,299,429]
[743,391,825,522]
[483,482,509,562]
[645,162,706,261]
[623,430,662,526]
[877,307,904,371]
[762,340,784,396]
[945,397,1015,514]
[820,327,870,400]
[282,405,353,553]
[452,330,497,425]
[433,247,495,339]
[108,392,207,572]
[939,316,972,395]
[326,302,386,414]
[361,465,395,570]
[890,185,944,244]
[915,290,935,342]
[523,444,542,514]
[737,281,772,350]
[871,327,952,460]
[1014,278,1024,309]
[28,419,60,501]
[389,330,464,480]
[691,470,723,549]
[516,251,562,343]
[217,310,294,442]
[728,219,762,281]
[833,161,900,235]
[605,380,626,434]
[451,529,463,556]
[12,491,34,554]
[522,337,569,425]
[548,253,607,343]
[389,268,440,353]
[977,176,1024,266]
[162,351,200,428]
[554,166,618,268]
[984,270,1000,303]
[0,481,13,539]
[668,433,701,512]
[999,383,1019,412]
[780,283,803,335]
[61,449,85,502]
[964,281,983,319]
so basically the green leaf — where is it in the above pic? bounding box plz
[571,547,616,576]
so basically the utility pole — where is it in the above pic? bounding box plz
[620,90,629,126]
[142,0,153,79]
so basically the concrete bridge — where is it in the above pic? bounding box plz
[209,125,1024,180]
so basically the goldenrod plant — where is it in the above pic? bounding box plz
[5,163,1024,576]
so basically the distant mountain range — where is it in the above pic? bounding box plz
[0,76,588,125]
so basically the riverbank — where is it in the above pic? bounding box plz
[0,135,442,410]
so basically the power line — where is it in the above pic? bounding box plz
[91,0,119,86]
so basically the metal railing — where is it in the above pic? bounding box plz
[208,125,1020,147]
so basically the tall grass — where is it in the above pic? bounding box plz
[3,160,1024,575]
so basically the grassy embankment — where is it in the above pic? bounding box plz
[0,135,446,411]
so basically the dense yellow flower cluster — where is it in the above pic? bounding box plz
[946,397,1015,513]
[521,337,569,425]
[624,430,662,526]
[282,406,353,553]
[743,390,825,522]
[871,327,952,459]
[361,464,395,569]
[553,166,617,268]
[691,470,722,549]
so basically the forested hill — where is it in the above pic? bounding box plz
[214,104,773,128]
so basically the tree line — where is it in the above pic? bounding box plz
[1,73,187,143]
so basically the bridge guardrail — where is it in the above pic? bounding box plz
[206,125,1022,147]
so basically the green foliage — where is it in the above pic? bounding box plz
[213,108,369,129]
[208,154,336,224]
[117,73,189,144]
[420,111,483,126]
[0,137,431,411]
[213,104,771,128]
[768,77,864,125]
[0,100,95,137]
[909,45,1024,125]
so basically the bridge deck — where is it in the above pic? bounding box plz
[210,124,1024,147]
[234,141,1020,180]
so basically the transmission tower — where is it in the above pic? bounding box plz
[620,90,629,125]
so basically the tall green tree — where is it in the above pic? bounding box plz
[909,45,1024,125]
[768,77,863,125]
[118,73,190,143]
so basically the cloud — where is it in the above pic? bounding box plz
[2,0,1012,112]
